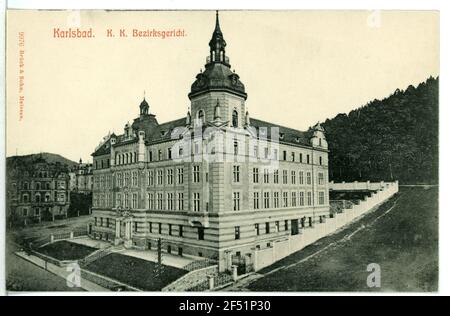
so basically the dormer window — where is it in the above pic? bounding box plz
[279,133,285,140]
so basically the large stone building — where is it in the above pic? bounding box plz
[7,156,71,225]
[90,12,329,272]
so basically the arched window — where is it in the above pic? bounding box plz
[35,182,41,190]
[197,110,205,125]
[232,110,239,128]
[23,182,29,190]
[35,193,41,203]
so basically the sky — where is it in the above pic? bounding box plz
[6,10,439,162]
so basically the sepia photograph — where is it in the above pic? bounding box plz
[3,7,440,297]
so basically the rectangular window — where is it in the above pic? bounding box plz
[283,192,289,207]
[274,170,279,184]
[253,167,259,183]
[193,192,201,212]
[167,169,174,185]
[307,172,312,185]
[283,170,288,184]
[234,141,239,155]
[299,171,304,185]
[147,171,154,186]
[233,192,240,211]
[157,170,163,185]
[291,191,297,207]
[273,192,279,208]
[233,165,240,183]
[265,222,270,234]
[132,171,138,187]
[179,225,183,237]
[177,193,184,210]
[300,153,303,163]
[149,222,152,233]
[299,191,305,206]
[235,226,240,240]
[285,220,289,231]
[158,223,162,234]
[147,193,153,209]
[167,193,174,210]
[255,223,260,236]
[157,193,163,210]
[168,224,172,236]
[283,151,287,161]
[253,192,260,209]
[318,173,324,185]
[291,170,296,184]
[149,151,153,162]
[319,156,323,165]
[307,191,312,206]
[177,168,184,184]
[291,152,295,162]
[193,165,200,183]
[263,192,270,209]
[319,191,325,205]
[168,148,172,160]
[134,222,138,232]
[158,149,162,161]
[275,221,280,232]
[263,169,269,183]
[307,154,310,164]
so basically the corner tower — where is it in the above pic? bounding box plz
[189,11,247,128]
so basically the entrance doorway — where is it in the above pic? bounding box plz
[291,219,299,235]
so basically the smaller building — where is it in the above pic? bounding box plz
[8,156,71,225]
[69,159,93,193]
[68,159,94,217]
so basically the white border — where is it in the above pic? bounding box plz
[1,0,448,297]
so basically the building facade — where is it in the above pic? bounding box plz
[69,159,93,193]
[8,157,71,225]
[90,12,330,272]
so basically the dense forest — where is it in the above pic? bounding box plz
[321,76,438,184]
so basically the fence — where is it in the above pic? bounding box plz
[182,258,217,272]
[329,180,389,191]
[254,181,399,271]
[79,247,112,267]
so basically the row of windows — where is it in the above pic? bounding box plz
[21,192,66,203]
[110,139,325,166]
[94,158,110,170]
[94,174,113,190]
[247,168,325,186]
[110,192,203,212]
[15,181,65,190]
[232,190,326,211]
[93,217,204,240]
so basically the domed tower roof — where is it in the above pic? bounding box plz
[189,11,247,100]
[139,96,149,115]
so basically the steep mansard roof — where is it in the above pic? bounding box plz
[92,116,313,157]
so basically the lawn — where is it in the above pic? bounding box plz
[248,186,438,292]
[37,241,97,261]
[85,253,188,291]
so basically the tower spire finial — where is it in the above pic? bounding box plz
[215,10,220,31]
